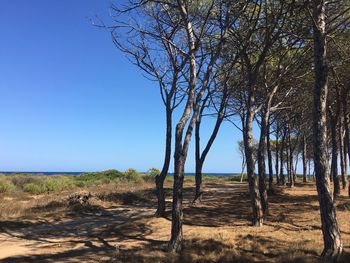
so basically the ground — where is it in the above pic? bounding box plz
[1,179,350,262]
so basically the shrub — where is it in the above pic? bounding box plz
[23,183,45,194]
[75,170,124,186]
[143,168,160,182]
[11,175,44,189]
[123,168,142,182]
[43,177,74,192]
[0,181,16,193]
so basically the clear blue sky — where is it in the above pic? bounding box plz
[0,0,249,173]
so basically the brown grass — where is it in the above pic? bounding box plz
[1,178,350,262]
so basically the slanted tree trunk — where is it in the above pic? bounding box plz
[312,0,342,258]
[193,92,226,204]
[244,96,263,226]
[155,106,172,217]
[258,112,269,215]
[266,119,274,190]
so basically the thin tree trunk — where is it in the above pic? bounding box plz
[194,113,203,204]
[155,107,172,217]
[169,3,196,250]
[280,128,286,185]
[330,114,340,198]
[312,0,342,258]
[275,126,280,185]
[302,134,307,183]
[267,119,274,190]
[286,125,292,187]
[342,92,350,171]
[193,94,226,204]
[339,119,347,189]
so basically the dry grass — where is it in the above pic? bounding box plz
[1,178,350,262]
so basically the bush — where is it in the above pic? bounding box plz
[143,168,160,182]
[43,177,74,192]
[0,181,16,193]
[23,183,45,194]
[10,175,44,189]
[75,170,124,186]
[123,168,142,182]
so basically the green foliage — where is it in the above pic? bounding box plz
[75,169,124,186]
[23,183,45,194]
[123,168,142,182]
[142,168,160,182]
[0,181,16,193]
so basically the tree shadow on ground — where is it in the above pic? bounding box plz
[1,181,348,262]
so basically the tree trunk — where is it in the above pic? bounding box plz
[342,92,350,172]
[240,158,246,183]
[194,116,203,204]
[275,127,280,185]
[155,107,172,217]
[287,124,295,188]
[339,119,347,189]
[169,4,197,250]
[244,105,263,226]
[193,95,225,204]
[280,129,286,185]
[312,0,342,258]
[330,115,340,198]
[258,112,269,215]
[266,119,274,190]
[302,134,307,183]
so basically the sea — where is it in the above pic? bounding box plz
[0,172,239,177]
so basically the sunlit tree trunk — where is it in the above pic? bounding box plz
[244,94,263,226]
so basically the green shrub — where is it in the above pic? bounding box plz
[143,168,160,182]
[23,183,45,194]
[75,169,124,186]
[11,175,44,189]
[0,181,16,193]
[43,177,74,192]
[123,168,142,182]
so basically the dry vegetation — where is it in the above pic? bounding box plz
[1,177,350,262]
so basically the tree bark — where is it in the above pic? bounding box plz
[258,112,269,215]
[302,134,307,183]
[155,106,172,217]
[275,126,280,185]
[280,128,286,186]
[330,114,340,198]
[339,118,347,189]
[244,101,263,226]
[312,0,342,258]
[267,119,274,190]
[169,1,196,251]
